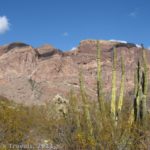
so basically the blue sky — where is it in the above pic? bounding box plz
[0,0,150,50]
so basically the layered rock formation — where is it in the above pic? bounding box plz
[0,40,149,105]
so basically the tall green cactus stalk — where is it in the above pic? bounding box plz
[79,68,87,105]
[118,53,125,113]
[79,68,94,141]
[69,89,81,131]
[141,48,148,122]
[96,40,104,112]
[111,47,117,119]
[128,68,139,126]
[143,49,148,96]
[134,61,143,122]
[134,70,138,97]
[129,61,141,125]
[134,47,148,123]
[128,70,138,125]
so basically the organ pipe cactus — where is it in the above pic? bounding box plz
[118,53,125,113]
[96,40,104,112]
[128,70,138,125]
[141,48,148,122]
[142,49,148,96]
[134,61,143,122]
[79,68,95,141]
[133,47,148,123]
[69,89,81,130]
[134,70,138,97]
[111,47,117,119]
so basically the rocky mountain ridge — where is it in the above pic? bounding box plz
[0,40,149,105]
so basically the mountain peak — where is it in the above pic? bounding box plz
[0,42,30,56]
[5,42,29,50]
[78,39,143,51]
[38,44,54,50]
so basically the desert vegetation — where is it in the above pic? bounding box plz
[0,41,150,150]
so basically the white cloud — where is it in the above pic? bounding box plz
[109,39,127,44]
[0,16,9,34]
[62,32,68,36]
[136,44,142,48]
[70,47,77,51]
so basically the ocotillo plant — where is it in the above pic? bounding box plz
[117,53,125,114]
[96,40,104,112]
[111,47,117,119]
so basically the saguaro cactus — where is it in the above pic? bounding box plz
[111,47,117,119]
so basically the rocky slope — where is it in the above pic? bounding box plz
[0,40,149,105]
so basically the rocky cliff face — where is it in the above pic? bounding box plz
[0,40,149,105]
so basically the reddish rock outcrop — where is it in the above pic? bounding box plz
[0,40,149,105]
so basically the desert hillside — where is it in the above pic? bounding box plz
[0,40,149,105]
